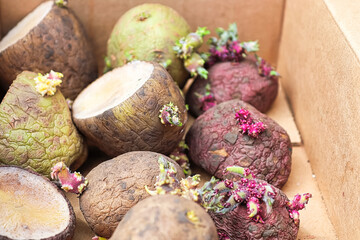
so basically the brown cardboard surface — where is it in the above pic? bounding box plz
[0,0,341,238]
[0,0,285,70]
[267,84,301,144]
[278,0,360,238]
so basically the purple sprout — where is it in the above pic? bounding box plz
[198,166,276,223]
[235,108,266,138]
[287,193,312,225]
[206,23,259,67]
[196,83,217,112]
[256,56,280,81]
[218,231,230,240]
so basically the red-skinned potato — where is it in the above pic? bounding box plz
[186,99,291,188]
[79,151,185,238]
[186,58,278,117]
[110,195,219,240]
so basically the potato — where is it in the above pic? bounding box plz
[0,166,75,240]
[110,195,218,240]
[72,61,188,157]
[186,58,278,117]
[186,99,291,188]
[200,175,302,240]
[0,1,97,99]
[79,151,185,238]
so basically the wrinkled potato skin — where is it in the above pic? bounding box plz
[79,151,185,238]
[110,195,218,240]
[0,4,97,100]
[211,179,298,240]
[186,99,291,188]
[186,59,278,117]
[0,71,86,178]
[73,62,188,157]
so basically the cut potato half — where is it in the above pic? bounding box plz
[0,166,75,240]
[73,61,188,157]
[0,1,52,52]
[0,1,97,99]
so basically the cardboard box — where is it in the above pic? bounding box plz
[2,0,356,238]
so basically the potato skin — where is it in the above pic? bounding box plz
[0,3,97,100]
[0,71,86,178]
[186,99,291,188]
[73,62,188,157]
[107,3,190,88]
[186,59,278,117]
[110,195,219,240]
[79,151,185,238]
[210,179,298,240]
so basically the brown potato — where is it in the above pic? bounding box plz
[110,195,218,240]
[79,151,185,238]
[0,1,97,100]
[72,61,188,157]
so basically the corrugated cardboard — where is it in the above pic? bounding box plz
[278,0,360,238]
[0,0,348,238]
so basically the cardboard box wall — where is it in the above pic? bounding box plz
[1,0,358,239]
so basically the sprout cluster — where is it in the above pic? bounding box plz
[235,108,266,138]
[198,166,275,223]
[145,157,200,202]
[207,23,259,67]
[51,162,88,195]
[256,56,280,80]
[34,70,63,96]
[287,193,312,225]
[174,27,210,79]
[195,83,217,112]
[159,102,182,127]
[169,141,192,176]
[146,160,311,227]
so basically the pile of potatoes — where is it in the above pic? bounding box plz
[0,1,310,240]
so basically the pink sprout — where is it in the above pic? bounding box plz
[235,108,266,138]
[218,232,230,240]
[51,162,88,195]
[287,193,312,225]
[200,94,217,111]
[257,57,279,80]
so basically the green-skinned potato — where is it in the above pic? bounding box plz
[0,1,97,100]
[72,61,188,157]
[0,165,75,240]
[110,195,219,240]
[107,3,190,88]
[0,71,87,177]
